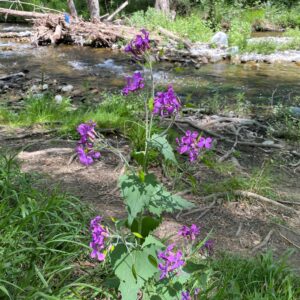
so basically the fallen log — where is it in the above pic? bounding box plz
[158,27,192,50]
[0,72,26,81]
[0,7,57,19]
[0,31,32,38]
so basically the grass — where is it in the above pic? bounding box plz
[0,154,114,299]
[208,251,300,300]
[128,7,213,43]
[0,92,144,136]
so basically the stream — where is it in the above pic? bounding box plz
[1,23,300,106]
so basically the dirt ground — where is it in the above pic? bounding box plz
[1,125,300,273]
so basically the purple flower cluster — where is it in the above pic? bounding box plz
[176,131,212,162]
[122,72,145,95]
[178,224,200,241]
[125,29,150,58]
[181,289,200,300]
[76,121,101,166]
[153,85,181,117]
[157,244,185,280]
[90,216,109,261]
[201,239,214,255]
[181,291,191,300]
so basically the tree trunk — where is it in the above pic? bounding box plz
[67,0,78,17]
[87,0,100,22]
[155,0,170,16]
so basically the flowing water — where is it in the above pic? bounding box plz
[1,24,300,106]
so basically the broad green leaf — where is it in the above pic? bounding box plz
[130,216,162,239]
[110,244,158,300]
[119,173,158,224]
[148,98,154,112]
[150,134,177,164]
[183,261,207,274]
[143,235,165,248]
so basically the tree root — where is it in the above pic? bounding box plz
[251,229,274,253]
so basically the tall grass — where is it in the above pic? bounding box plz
[0,155,112,299]
[209,252,300,300]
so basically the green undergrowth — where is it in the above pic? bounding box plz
[0,92,143,135]
[0,154,110,299]
[209,251,300,300]
[128,7,213,42]
[0,155,299,299]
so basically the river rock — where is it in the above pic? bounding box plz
[290,107,300,118]
[210,32,228,48]
[55,95,63,104]
[42,84,48,91]
[61,84,74,93]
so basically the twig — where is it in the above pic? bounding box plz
[68,153,77,165]
[234,190,298,214]
[276,200,300,206]
[251,230,274,253]
[105,1,128,22]
[181,200,217,218]
[235,222,243,237]
[279,232,300,250]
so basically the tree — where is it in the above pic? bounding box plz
[87,0,100,22]
[67,0,78,17]
[155,0,170,16]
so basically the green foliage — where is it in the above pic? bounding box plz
[228,19,252,49]
[129,8,213,42]
[110,239,161,300]
[0,155,108,299]
[209,252,300,299]
[119,173,194,224]
[150,134,177,164]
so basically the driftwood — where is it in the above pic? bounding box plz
[0,8,160,47]
[0,31,32,38]
[0,72,26,81]
[158,27,192,49]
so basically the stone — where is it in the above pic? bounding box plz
[290,107,300,118]
[61,84,73,93]
[210,32,228,48]
[42,84,48,91]
[55,95,63,104]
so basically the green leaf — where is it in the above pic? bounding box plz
[133,232,144,239]
[130,216,162,239]
[119,173,194,222]
[110,244,159,300]
[150,134,177,164]
[183,261,207,274]
[148,98,154,112]
[143,235,165,248]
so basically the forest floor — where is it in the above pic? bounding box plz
[1,120,299,272]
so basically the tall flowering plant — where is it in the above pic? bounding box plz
[76,29,213,300]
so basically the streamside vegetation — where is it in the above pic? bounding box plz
[0,28,300,300]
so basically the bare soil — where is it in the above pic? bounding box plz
[1,125,300,273]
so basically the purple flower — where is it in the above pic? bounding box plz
[176,131,212,162]
[89,216,109,261]
[122,72,145,95]
[181,291,191,300]
[77,121,96,144]
[157,244,185,280]
[76,145,101,166]
[153,85,181,117]
[178,224,200,241]
[125,29,150,58]
[201,239,214,255]
[76,121,101,166]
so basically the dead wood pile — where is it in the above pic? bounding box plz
[0,8,160,47]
